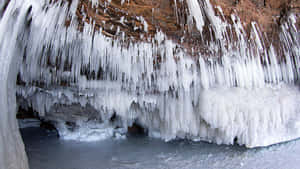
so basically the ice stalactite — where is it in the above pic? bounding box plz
[187,0,205,33]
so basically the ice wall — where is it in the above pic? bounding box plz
[14,0,299,147]
[0,4,299,169]
[0,1,30,169]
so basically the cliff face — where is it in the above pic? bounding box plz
[57,0,298,63]
[1,0,299,50]
[1,0,299,37]
[75,0,299,47]
[211,0,300,46]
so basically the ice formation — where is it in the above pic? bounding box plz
[18,119,41,129]
[0,0,30,169]
[0,1,299,167]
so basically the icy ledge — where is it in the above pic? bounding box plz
[18,83,300,148]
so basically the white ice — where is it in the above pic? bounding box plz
[12,0,300,147]
[0,1,299,169]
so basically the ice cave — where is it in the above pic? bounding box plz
[0,0,299,168]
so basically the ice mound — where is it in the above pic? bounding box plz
[18,119,41,129]
[56,121,126,141]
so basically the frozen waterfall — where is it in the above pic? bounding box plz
[0,1,299,168]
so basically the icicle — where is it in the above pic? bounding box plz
[186,0,205,33]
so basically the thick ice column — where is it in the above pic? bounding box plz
[0,1,29,169]
[0,47,29,169]
[187,0,204,33]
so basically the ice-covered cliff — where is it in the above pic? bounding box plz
[0,1,29,169]
[0,0,299,168]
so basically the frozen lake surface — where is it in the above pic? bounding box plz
[21,127,300,169]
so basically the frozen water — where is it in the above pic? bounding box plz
[0,0,296,147]
[12,0,300,147]
[21,126,300,169]
[0,0,31,169]
[56,120,126,141]
[0,0,299,168]
[18,119,41,129]
[17,83,300,147]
